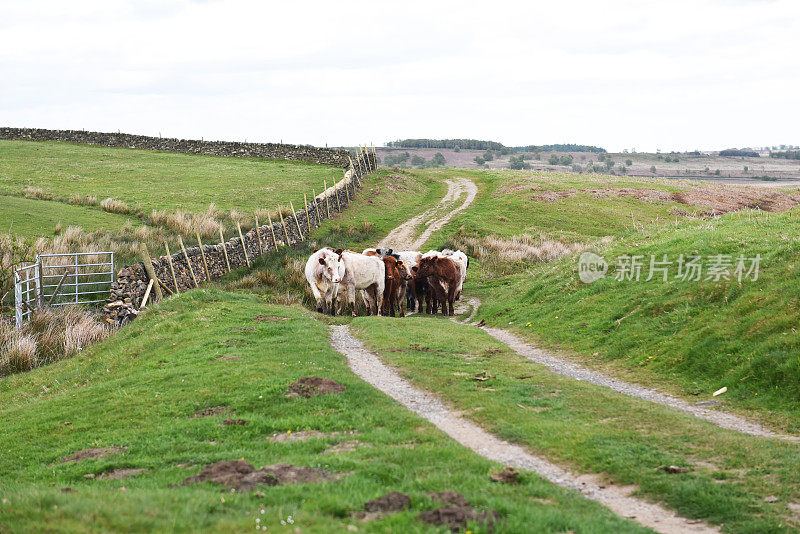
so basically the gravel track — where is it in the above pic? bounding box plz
[456,297,799,443]
[330,324,718,534]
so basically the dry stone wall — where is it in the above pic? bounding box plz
[0,127,350,167]
[105,150,376,325]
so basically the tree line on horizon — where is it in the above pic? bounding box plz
[385,139,606,153]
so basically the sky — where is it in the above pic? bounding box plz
[1,0,798,152]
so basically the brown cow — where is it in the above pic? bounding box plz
[381,256,412,317]
[414,256,459,316]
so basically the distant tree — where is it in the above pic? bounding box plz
[625,159,633,166]
[431,152,446,167]
[509,155,531,170]
[548,154,560,165]
[657,154,664,160]
[744,165,749,173]
[650,165,657,174]
[619,165,627,174]
[598,153,606,162]
[673,156,679,162]
[770,151,800,160]
[719,148,759,157]
[474,156,486,166]
[500,147,510,156]
[605,160,615,170]
[483,150,494,162]
[572,164,583,173]
[411,155,426,167]
[387,138,503,150]
[704,166,710,173]
[559,154,574,165]
[714,169,721,175]
[453,146,461,153]
[533,151,542,160]
[664,156,672,163]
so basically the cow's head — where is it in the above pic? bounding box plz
[416,256,436,278]
[396,260,412,281]
[376,247,394,258]
[318,250,345,284]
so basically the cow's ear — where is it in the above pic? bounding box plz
[411,266,418,272]
[318,257,326,265]
[387,248,393,255]
[335,248,344,256]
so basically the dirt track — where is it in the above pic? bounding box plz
[330,324,717,534]
[378,176,477,251]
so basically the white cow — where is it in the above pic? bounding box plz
[305,248,345,315]
[341,250,385,316]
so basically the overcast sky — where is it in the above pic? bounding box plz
[2,0,798,152]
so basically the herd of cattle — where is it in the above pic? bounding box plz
[304,247,469,317]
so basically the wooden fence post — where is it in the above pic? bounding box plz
[178,236,198,288]
[237,222,250,267]
[139,243,163,302]
[312,189,321,224]
[289,200,303,240]
[218,227,231,272]
[195,231,211,282]
[304,193,311,234]
[335,180,341,212]
[254,215,264,255]
[139,279,154,310]
[324,180,330,218]
[279,209,291,246]
[164,242,180,294]
[267,213,279,251]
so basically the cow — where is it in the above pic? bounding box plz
[381,256,412,317]
[441,249,468,300]
[341,250,385,316]
[304,248,345,315]
[414,255,460,316]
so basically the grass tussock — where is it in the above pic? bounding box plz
[149,205,223,238]
[100,197,132,215]
[23,186,54,201]
[1,307,110,376]
[68,194,99,206]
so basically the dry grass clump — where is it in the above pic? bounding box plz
[100,197,132,215]
[23,186,54,200]
[1,307,110,376]
[68,194,99,206]
[149,205,223,238]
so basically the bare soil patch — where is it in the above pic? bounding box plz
[286,377,346,398]
[193,406,230,418]
[490,466,520,484]
[254,315,290,322]
[62,447,127,463]
[323,440,371,454]
[182,460,340,491]
[418,505,499,532]
[534,186,800,214]
[429,491,470,507]
[221,418,248,426]
[98,468,148,480]
[365,491,411,513]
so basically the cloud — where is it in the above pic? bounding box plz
[1,0,798,150]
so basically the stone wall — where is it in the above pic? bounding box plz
[0,127,351,167]
[104,150,377,325]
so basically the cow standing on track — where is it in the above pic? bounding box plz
[304,248,345,315]
[341,251,385,317]
[414,255,460,316]
[442,249,468,300]
[381,256,412,317]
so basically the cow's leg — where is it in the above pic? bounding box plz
[398,286,406,317]
[434,281,449,316]
[375,277,384,316]
[347,284,357,317]
[406,283,415,313]
[310,282,325,313]
[447,280,457,316]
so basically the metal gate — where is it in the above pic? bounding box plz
[14,252,114,327]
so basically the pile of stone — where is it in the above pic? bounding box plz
[103,264,148,325]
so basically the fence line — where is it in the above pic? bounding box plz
[104,149,376,325]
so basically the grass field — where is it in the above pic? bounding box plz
[0,195,133,237]
[0,290,647,533]
[0,140,343,239]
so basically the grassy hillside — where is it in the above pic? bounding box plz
[0,289,645,533]
[426,169,800,429]
[0,195,133,237]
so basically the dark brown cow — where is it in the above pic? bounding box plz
[414,256,459,316]
[381,256,412,317]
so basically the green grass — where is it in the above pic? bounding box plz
[0,195,133,237]
[0,139,341,217]
[351,316,800,533]
[0,289,648,533]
